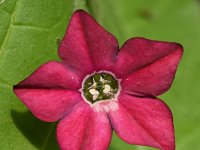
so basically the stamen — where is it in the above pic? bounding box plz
[89,89,100,95]
[89,78,97,89]
[93,95,99,101]
[82,72,119,104]
[103,84,111,94]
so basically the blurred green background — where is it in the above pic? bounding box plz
[0,0,200,149]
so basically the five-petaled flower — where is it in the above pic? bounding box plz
[13,10,183,150]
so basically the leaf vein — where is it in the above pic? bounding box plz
[0,0,20,57]
[1,7,11,15]
[12,23,49,32]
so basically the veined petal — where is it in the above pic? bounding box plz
[57,103,91,150]
[15,61,81,90]
[121,47,183,96]
[108,93,174,150]
[57,102,112,150]
[59,10,119,75]
[14,89,82,122]
[112,37,183,78]
[81,110,112,150]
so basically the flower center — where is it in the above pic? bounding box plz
[82,72,119,104]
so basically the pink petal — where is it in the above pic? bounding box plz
[121,45,183,96]
[57,102,112,150]
[14,89,82,122]
[15,61,81,90]
[108,93,174,150]
[59,10,119,75]
[81,110,112,150]
[112,37,183,78]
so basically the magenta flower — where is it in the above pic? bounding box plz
[14,10,183,150]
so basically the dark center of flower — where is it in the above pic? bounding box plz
[83,72,119,104]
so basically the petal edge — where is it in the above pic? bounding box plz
[108,93,175,150]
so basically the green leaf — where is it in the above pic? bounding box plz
[0,0,74,149]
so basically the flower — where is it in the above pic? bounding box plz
[13,10,183,150]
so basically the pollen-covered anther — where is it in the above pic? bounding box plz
[100,76,110,84]
[103,84,112,94]
[89,89,100,101]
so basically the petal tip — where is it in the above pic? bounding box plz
[71,9,92,21]
[73,9,90,15]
